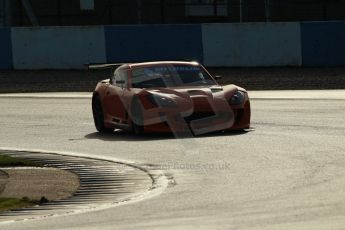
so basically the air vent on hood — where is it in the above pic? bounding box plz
[188,90,204,96]
[210,87,223,93]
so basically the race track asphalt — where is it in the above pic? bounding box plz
[0,90,345,230]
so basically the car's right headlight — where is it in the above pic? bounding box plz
[230,91,245,105]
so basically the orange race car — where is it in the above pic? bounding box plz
[91,61,250,136]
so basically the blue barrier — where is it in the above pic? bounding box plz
[202,22,302,67]
[105,25,203,64]
[301,21,345,66]
[0,28,12,69]
[11,26,106,69]
[2,22,345,69]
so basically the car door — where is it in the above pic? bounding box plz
[103,68,128,121]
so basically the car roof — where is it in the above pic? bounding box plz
[124,61,200,69]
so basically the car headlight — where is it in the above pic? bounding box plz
[147,94,177,108]
[230,91,245,105]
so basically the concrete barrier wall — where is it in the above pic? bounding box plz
[11,26,106,69]
[105,25,203,63]
[1,22,345,69]
[0,28,12,69]
[301,21,345,66]
[202,23,302,67]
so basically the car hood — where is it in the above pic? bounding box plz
[144,84,239,101]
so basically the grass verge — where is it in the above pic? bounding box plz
[0,197,36,212]
[0,154,42,167]
[0,154,45,212]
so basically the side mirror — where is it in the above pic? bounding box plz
[214,75,222,80]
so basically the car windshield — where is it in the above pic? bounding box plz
[131,65,216,88]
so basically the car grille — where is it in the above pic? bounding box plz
[184,111,215,123]
[184,96,214,122]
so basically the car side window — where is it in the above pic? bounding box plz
[111,69,117,85]
[112,68,128,87]
[111,68,127,87]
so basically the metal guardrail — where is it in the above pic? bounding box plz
[0,0,4,26]
[7,0,345,27]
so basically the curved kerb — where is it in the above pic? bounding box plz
[0,148,170,223]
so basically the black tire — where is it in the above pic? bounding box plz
[131,99,144,135]
[92,95,114,133]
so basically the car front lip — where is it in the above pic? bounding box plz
[141,97,250,133]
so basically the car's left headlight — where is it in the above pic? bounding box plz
[230,91,245,105]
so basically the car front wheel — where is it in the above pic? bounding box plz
[130,99,144,135]
[92,95,114,133]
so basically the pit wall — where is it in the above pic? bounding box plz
[0,21,344,70]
